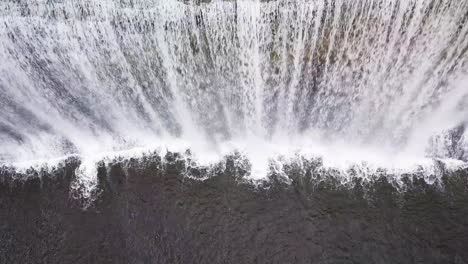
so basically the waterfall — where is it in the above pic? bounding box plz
[1,0,467,187]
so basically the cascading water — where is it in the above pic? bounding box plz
[1,0,468,195]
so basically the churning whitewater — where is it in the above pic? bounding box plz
[1,0,468,194]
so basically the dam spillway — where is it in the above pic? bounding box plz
[1,1,468,263]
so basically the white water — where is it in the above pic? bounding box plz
[1,0,468,192]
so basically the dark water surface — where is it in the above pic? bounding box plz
[1,156,468,264]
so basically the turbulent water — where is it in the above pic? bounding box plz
[1,0,468,191]
[2,1,468,262]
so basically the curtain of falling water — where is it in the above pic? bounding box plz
[0,0,467,163]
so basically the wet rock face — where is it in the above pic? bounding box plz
[1,161,468,264]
